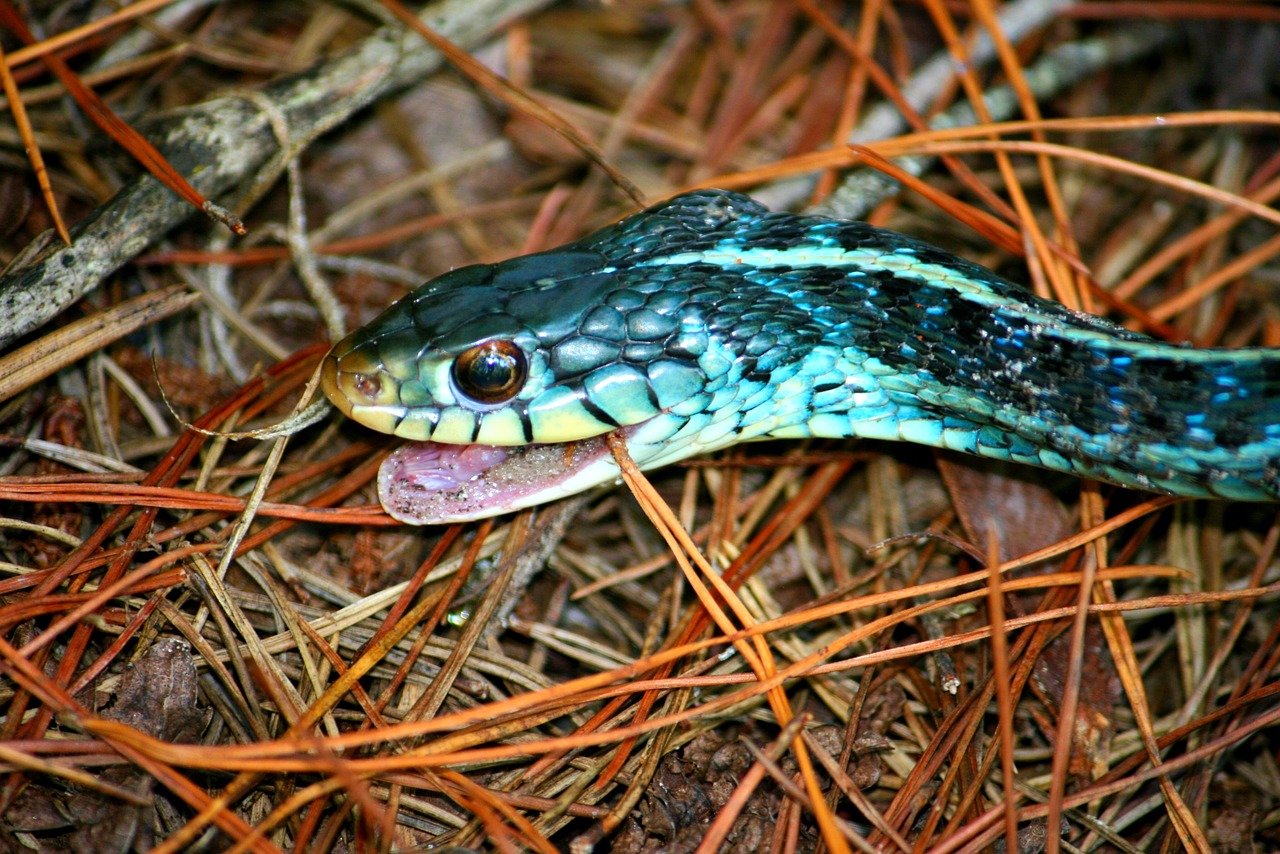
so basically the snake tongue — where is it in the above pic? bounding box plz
[377,435,620,524]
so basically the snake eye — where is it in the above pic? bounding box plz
[451,340,528,406]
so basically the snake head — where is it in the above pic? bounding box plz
[322,249,668,445]
[320,190,769,522]
[319,245,715,523]
[319,189,754,448]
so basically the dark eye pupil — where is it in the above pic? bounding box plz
[452,341,527,405]
[472,353,508,385]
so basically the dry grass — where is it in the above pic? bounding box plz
[0,1,1279,851]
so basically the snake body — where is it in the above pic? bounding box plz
[321,189,1280,523]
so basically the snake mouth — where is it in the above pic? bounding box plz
[377,429,633,524]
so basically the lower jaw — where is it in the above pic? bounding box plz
[374,410,732,524]
[376,430,628,524]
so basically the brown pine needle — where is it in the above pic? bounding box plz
[376,0,645,208]
[0,0,246,235]
[0,285,200,402]
[0,41,69,243]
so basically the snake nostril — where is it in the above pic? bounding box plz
[352,373,383,402]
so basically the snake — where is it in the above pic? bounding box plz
[320,189,1280,524]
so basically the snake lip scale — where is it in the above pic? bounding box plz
[320,189,1280,524]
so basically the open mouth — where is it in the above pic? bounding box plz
[377,429,633,524]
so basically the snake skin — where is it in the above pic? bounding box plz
[322,189,1280,522]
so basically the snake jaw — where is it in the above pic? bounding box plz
[377,433,624,524]
[374,406,756,524]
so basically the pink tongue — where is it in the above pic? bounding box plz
[383,442,510,491]
[375,436,615,524]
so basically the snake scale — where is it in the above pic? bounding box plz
[321,189,1280,524]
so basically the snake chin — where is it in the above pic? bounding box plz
[377,430,634,524]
